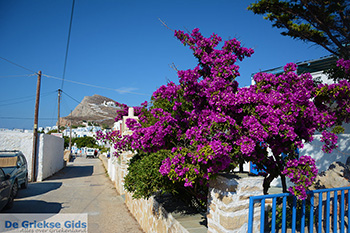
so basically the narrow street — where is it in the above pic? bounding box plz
[3,156,143,233]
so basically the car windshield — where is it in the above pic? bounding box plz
[0,156,17,167]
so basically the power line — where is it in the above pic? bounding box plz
[0,74,36,78]
[0,98,36,107]
[50,94,58,126]
[0,56,37,74]
[0,92,56,107]
[61,96,74,116]
[61,0,76,90]
[0,94,36,103]
[0,56,150,96]
[42,74,149,96]
[61,90,80,104]
[0,117,57,120]
[0,91,56,103]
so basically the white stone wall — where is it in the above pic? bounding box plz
[125,192,189,233]
[207,174,264,233]
[311,70,334,84]
[301,133,350,173]
[37,134,65,181]
[107,155,117,182]
[100,108,191,233]
[0,132,64,181]
[0,132,33,179]
[101,153,190,233]
[272,131,350,187]
[107,149,133,195]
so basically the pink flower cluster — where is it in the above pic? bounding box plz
[96,130,120,144]
[320,131,338,153]
[337,58,350,74]
[97,28,350,199]
[282,156,318,200]
[315,80,350,125]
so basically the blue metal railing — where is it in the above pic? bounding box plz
[248,186,350,233]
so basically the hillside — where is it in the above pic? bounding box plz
[60,94,120,128]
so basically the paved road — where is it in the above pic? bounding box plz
[3,157,143,233]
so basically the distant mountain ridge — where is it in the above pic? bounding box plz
[60,94,119,128]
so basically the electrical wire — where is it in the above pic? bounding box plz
[61,96,73,116]
[61,0,76,90]
[0,97,33,107]
[0,74,36,78]
[61,90,80,104]
[50,95,58,126]
[0,91,56,103]
[0,117,57,120]
[0,58,150,96]
[0,95,35,104]
[0,56,37,74]
[42,74,149,96]
[0,92,56,107]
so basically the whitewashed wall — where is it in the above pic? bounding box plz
[0,132,34,180]
[300,133,350,173]
[300,123,350,173]
[0,132,64,181]
[37,134,65,181]
[271,124,350,187]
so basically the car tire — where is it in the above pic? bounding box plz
[21,175,28,189]
[4,180,17,210]
[4,192,14,210]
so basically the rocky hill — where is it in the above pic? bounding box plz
[60,94,120,128]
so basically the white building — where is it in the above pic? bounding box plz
[102,101,117,108]
[62,125,102,138]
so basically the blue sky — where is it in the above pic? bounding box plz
[0,0,330,130]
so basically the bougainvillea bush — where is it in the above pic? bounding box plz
[98,28,350,205]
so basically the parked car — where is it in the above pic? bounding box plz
[0,167,14,210]
[0,150,28,197]
[86,148,95,158]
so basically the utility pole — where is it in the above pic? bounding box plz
[68,120,72,151]
[57,89,62,133]
[31,71,42,182]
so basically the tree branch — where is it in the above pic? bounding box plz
[169,63,179,72]
[300,0,345,55]
[158,18,174,31]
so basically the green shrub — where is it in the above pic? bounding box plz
[124,150,174,199]
[71,136,98,148]
[124,150,208,212]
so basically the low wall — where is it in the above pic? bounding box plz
[0,132,64,181]
[124,192,189,233]
[101,153,190,233]
[37,134,65,181]
[0,132,33,179]
[107,150,133,195]
[207,174,264,233]
[103,109,266,232]
[102,152,267,233]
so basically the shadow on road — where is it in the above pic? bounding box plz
[46,165,94,180]
[2,200,62,213]
[16,182,62,199]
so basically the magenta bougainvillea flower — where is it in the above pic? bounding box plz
[97,28,350,199]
